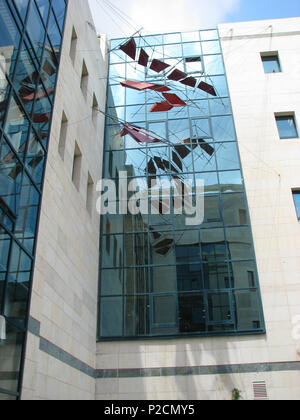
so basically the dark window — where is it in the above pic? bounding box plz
[261,53,281,73]
[292,190,300,221]
[275,115,298,139]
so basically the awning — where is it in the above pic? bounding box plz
[138,49,149,67]
[167,69,187,81]
[119,38,137,60]
[150,59,170,73]
[149,102,174,112]
[198,81,217,96]
[162,93,186,107]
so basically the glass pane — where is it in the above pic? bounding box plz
[35,0,50,24]
[0,137,23,214]
[202,41,221,55]
[208,292,231,322]
[219,171,243,193]
[14,174,40,254]
[100,297,123,337]
[0,228,11,283]
[203,262,230,289]
[176,263,203,292]
[210,98,231,115]
[26,1,46,62]
[153,295,176,324]
[164,44,183,58]
[226,226,254,260]
[125,267,148,294]
[105,124,124,150]
[201,228,227,262]
[216,142,240,171]
[182,42,202,57]
[25,132,45,187]
[47,10,62,50]
[51,0,66,31]
[168,118,191,143]
[276,116,298,139]
[212,116,235,142]
[0,321,24,394]
[202,194,222,227]
[164,33,181,44]
[262,56,281,73]
[210,75,228,97]
[200,30,218,41]
[193,141,216,172]
[293,192,300,221]
[5,242,32,326]
[124,295,150,337]
[150,265,177,293]
[0,1,21,86]
[196,171,218,195]
[178,293,206,333]
[191,118,211,138]
[124,233,148,267]
[101,234,124,268]
[221,193,248,226]
[203,55,224,75]
[14,0,29,21]
[231,261,258,288]
[101,268,123,296]
[234,289,263,331]
[182,32,200,42]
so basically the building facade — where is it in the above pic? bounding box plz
[0,0,299,401]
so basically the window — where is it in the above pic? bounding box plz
[292,190,300,221]
[275,114,298,139]
[70,27,77,64]
[72,142,82,190]
[261,52,281,73]
[86,172,94,215]
[92,94,98,127]
[58,111,68,159]
[80,60,89,99]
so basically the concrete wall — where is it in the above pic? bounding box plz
[95,18,300,401]
[21,0,108,400]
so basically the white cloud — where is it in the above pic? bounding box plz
[89,0,241,38]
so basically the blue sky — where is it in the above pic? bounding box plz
[88,0,300,39]
[224,0,300,23]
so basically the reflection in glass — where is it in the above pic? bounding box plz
[0,322,24,395]
[234,289,263,330]
[101,268,123,296]
[100,297,123,337]
[14,174,40,254]
[5,242,32,326]
[226,226,254,260]
[26,1,46,62]
[125,295,150,337]
[178,293,206,333]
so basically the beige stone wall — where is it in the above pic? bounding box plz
[21,0,108,400]
[95,18,300,401]
[219,16,300,362]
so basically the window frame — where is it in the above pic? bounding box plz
[275,113,299,139]
[261,52,281,74]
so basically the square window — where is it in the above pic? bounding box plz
[261,53,281,73]
[292,190,300,221]
[275,115,298,139]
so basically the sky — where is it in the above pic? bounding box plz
[88,0,300,39]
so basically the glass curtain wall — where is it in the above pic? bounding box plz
[99,30,265,340]
[0,0,67,400]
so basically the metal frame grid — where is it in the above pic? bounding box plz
[98,28,266,341]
